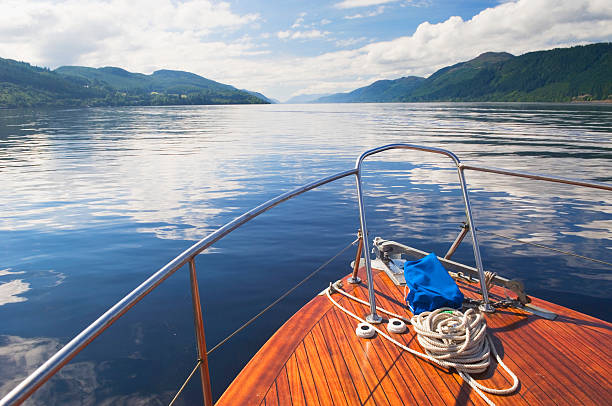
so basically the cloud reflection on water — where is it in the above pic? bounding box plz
[0,335,173,405]
[0,103,610,404]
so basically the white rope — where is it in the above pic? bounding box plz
[325,283,519,406]
[333,282,410,323]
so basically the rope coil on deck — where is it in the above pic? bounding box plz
[326,282,519,406]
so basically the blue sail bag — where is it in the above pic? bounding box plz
[403,253,464,314]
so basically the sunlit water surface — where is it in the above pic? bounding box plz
[1,103,611,404]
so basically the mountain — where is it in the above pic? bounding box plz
[243,89,278,103]
[404,52,514,101]
[316,76,425,103]
[55,66,269,105]
[315,43,612,103]
[0,58,108,107]
[0,60,270,108]
[284,93,331,103]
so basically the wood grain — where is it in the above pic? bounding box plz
[216,263,612,405]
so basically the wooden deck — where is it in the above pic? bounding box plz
[216,264,612,405]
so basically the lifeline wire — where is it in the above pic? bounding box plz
[168,359,202,406]
[326,283,519,406]
[476,228,612,268]
[207,238,359,356]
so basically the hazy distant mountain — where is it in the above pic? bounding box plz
[0,61,270,108]
[315,76,425,103]
[315,43,612,103]
[284,93,331,103]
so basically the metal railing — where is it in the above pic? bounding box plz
[2,143,610,406]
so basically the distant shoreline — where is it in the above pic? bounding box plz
[3,100,612,111]
[570,99,612,104]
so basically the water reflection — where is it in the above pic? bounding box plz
[0,279,30,306]
[0,335,174,405]
[0,103,610,404]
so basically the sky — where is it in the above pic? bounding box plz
[1,0,611,101]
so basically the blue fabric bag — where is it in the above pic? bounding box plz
[403,253,464,314]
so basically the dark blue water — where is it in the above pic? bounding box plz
[1,103,611,404]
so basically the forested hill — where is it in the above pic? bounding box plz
[0,60,269,108]
[314,43,612,103]
[316,76,425,103]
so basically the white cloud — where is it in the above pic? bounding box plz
[277,29,330,40]
[291,30,330,39]
[336,37,369,47]
[320,18,332,25]
[0,0,260,69]
[267,0,612,99]
[335,0,398,9]
[292,15,305,28]
[345,5,387,19]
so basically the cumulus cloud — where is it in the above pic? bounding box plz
[0,0,259,70]
[335,0,398,9]
[275,0,612,99]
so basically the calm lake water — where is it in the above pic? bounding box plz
[1,103,611,404]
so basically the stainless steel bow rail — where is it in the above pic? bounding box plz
[2,144,611,406]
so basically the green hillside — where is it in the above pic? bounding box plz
[0,58,109,107]
[315,43,612,103]
[55,66,238,93]
[316,76,425,103]
[0,59,269,108]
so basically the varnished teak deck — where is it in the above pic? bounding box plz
[217,266,612,405]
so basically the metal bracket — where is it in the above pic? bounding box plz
[373,238,531,306]
[445,222,470,260]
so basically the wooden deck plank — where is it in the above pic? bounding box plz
[303,333,337,406]
[362,268,489,406]
[326,309,391,405]
[311,324,359,406]
[264,382,279,406]
[521,314,612,393]
[412,275,581,405]
[286,354,307,406]
[371,322,444,406]
[215,295,331,405]
[318,317,373,405]
[275,367,293,406]
[363,271,484,406]
[335,297,415,405]
[370,270,537,406]
[484,310,596,405]
[449,284,566,405]
[531,313,612,374]
[217,262,612,406]
[506,321,607,405]
[295,341,323,405]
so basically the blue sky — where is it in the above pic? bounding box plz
[225,1,499,57]
[1,0,611,101]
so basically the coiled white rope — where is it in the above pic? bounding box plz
[326,283,519,406]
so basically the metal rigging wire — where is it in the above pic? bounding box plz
[166,238,359,405]
[206,237,360,356]
[476,228,612,268]
[168,360,202,406]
